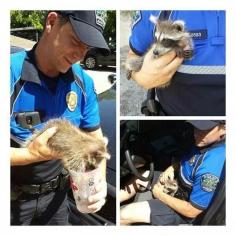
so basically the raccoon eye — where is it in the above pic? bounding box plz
[174,25,182,32]
[161,38,177,48]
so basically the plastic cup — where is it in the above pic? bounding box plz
[69,165,102,213]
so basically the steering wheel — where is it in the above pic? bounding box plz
[125,150,154,182]
[120,122,154,181]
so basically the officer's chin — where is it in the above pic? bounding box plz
[59,65,71,74]
[195,140,206,147]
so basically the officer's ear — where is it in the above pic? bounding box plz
[45,12,58,33]
[219,124,226,141]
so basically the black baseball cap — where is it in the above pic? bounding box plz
[187,120,225,131]
[57,11,110,55]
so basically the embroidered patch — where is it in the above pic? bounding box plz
[131,10,141,29]
[66,91,78,111]
[189,29,208,40]
[201,173,219,192]
[95,10,107,30]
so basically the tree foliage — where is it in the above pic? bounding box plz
[11,11,47,30]
[103,11,116,42]
[11,10,116,42]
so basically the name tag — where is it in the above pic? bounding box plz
[189,29,208,40]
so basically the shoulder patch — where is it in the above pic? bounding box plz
[201,173,219,192]
[131,10,142,29]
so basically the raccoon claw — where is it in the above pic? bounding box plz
[175,48,185,58]
[183,50,194,59]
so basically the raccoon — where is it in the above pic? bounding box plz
[27,119,110,172]
[161,178,178,197]
[126,17,193,87]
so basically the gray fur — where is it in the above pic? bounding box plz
[126,20,193,87]
[27,119,110,172]
[161,178,178,196]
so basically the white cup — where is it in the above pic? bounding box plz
[69,165,102,213]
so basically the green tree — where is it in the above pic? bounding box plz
[11,11,47,30]
[11,10,116,43]
[103,11,116,43]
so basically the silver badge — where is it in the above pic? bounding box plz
[189,155,196,165]
[66,91,78,112]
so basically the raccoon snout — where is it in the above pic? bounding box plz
[153,48,159,56]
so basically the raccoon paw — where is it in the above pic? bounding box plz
[183,49,194,59]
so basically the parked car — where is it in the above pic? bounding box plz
[120,120,225,225]
[83,41,116,69]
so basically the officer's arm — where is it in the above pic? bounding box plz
[153,186,203,218]
[10,127,58,166]
[127,48,184,89]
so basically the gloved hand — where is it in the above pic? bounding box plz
[87,180,107,213]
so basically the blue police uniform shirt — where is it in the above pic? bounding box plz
[179,142,225,210]
[129,11,225,116]
[10,47,100,184]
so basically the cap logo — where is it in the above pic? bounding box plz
[66,91,78,111]
[95,10,107,30]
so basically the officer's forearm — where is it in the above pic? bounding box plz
[157,192,203,218]
[10,147,35,166]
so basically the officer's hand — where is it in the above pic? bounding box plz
[27,127,59,163]
[159,165,175,184]
[152,182,165,199]
[87,180,107,213]
[132,49,184,89]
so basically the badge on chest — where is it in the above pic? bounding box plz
[66,91,78,111]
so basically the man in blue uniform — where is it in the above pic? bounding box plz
[11,11,110,225]
[120,120,225,225]
[127,11,225,116]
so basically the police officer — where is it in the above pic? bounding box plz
[127,11,225,116]
[10,11,110,225]
[120,120,225,225]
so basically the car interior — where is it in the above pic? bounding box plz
[120,120,225,225]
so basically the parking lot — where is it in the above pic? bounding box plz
[120,12,146,116]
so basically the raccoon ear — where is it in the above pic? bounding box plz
[173,20,185,31]
[103,136,109,146]
[90,150,110,161]
[103,152,111,160]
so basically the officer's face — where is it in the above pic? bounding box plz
[46,14,90,74]
[194,125,226,147]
